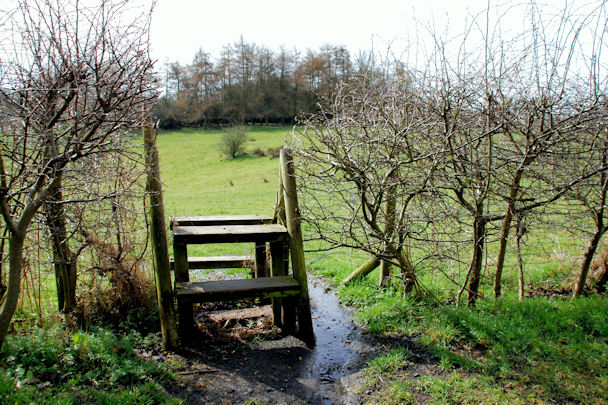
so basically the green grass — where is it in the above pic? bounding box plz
[157,126,289,259]
[157,126,286,218]
[367,347,414,374]
[0,327,179,404]
[344,282,608,403]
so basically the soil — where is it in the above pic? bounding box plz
[151,276,431,404]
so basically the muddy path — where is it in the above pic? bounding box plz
[300,277,375,404]
[164,276,417,404]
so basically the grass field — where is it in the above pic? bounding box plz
[156,126,608,404]
[156,126,288,262]
[157,126,284,217]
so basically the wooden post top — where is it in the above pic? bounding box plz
[173,224,289,244]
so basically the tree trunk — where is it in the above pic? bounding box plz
[493,206,513,299]
[494,168,524,298]
[0,226,8,300]
[380,184,397,286]
[44,174,77,313]
[573,166,607,299]
[343,256,380,285]
[515,214,525,301]
[467,216,486,306]
[0,230,26,348]
[572,226,605,298]
[379,259,391,286]
[395,250,416,295]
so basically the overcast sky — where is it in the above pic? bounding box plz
[149,0,501,64]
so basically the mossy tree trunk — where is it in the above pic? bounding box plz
[44,173,78,313]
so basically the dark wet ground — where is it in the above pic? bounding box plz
[164,275,419,404]
[300,277,376,404]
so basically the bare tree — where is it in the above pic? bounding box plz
[0,0,156,346]
[570,121,608,298]
[421,1,608,304]
[293,76,443,294]
[490,2,608,298]
[293,1,607,306]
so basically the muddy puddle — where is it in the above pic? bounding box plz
[175,274,380,405]
[299,276,375,404]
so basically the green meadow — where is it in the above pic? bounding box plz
[156,126,287,260]
[157,127,284,217]
[157,126,608,404]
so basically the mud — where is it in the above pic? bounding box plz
[164,275,413,404]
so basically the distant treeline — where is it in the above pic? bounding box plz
[154,39,392,128]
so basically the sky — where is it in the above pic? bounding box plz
[149,0,500,64]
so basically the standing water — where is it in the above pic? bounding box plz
[299,276,375,404]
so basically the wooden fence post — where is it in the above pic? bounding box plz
[280,147,315,347]
[144,122,179,350]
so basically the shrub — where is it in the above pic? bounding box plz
[219,126,248,158]
[74,232,158,333]
[266,146,281,159]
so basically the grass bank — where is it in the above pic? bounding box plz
[339,278,608,403]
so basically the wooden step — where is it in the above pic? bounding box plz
[169,255,254,270]
[173,224,288,245]
[175,276,300,302]
[170,215,272,228]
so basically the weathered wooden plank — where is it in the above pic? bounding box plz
[208,305,272,322]
[270,241,286,326]
[173,224,288,244]
[170,215,272,228]
[254,243,267,278]
[169,255,253,270]
[281,296,297,335]
[175,276,300,302]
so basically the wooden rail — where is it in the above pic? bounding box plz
[173,224,288,244]
[170,215,272,227]
[169,255,253,270]
[176,276,300,302]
